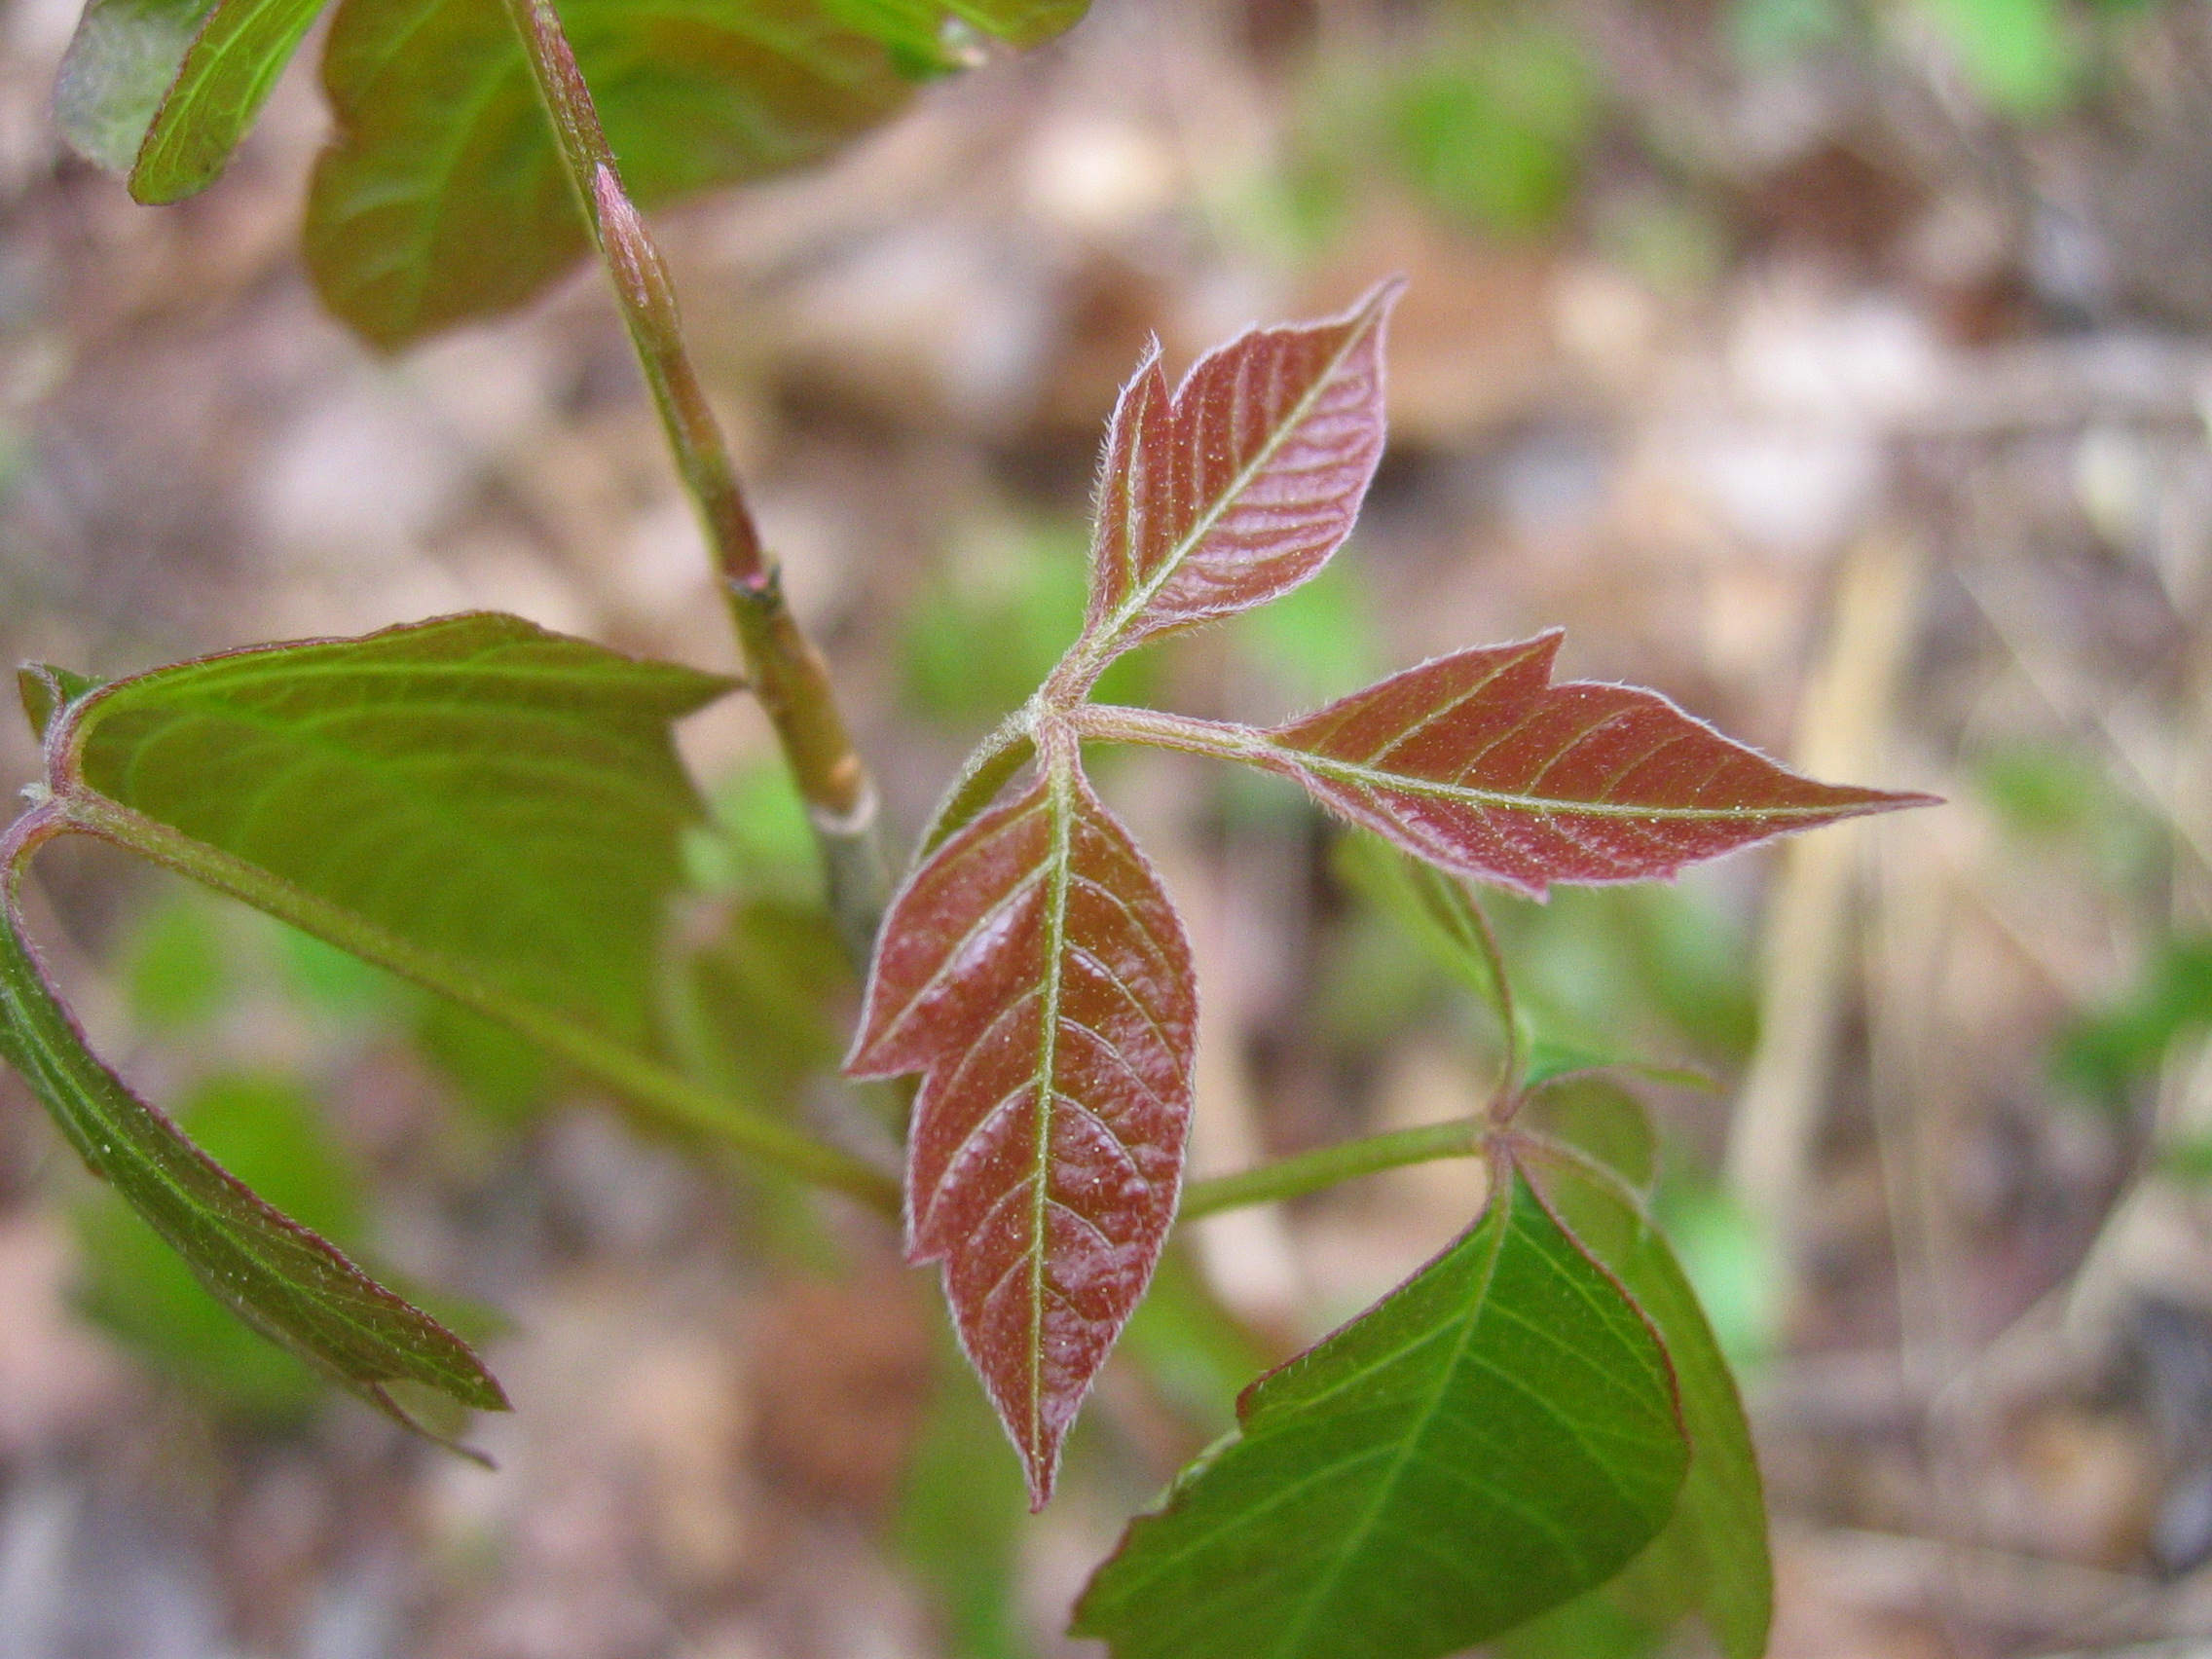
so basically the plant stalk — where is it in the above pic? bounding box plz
[1178,1119,1490,1222]
[499,0,889,964]
[47,791,902,1214]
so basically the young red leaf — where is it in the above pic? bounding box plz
[1048,281,1399,698]
[847,743,1195,1506]
[1252,631,1932,897]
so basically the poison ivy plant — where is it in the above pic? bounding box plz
[18,0,1955,1639]
[55,0,1092,345]
[3,278,1926,1653]
[847,281,1929,1519]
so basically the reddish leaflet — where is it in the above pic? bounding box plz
[848,734,1194,1505]
[1048,281,1398,698]
[853,280,1930,1503]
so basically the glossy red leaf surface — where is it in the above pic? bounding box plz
[1050,280,1399,696]
[848,745,1196,1505]
[1256,631,1933,898]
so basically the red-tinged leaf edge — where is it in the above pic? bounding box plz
[0,807,510,1451]
[848,735,1197,1506]
[1254,630,1937,898]
[1047,279,1401,701]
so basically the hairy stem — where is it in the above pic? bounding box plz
[1067,702,1263,761]
[1179,1119,1490,1222]
[1422,867,1521,1116]
[49,792,901,1214]
[499,0,888,963]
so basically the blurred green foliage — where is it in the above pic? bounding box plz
[1731,0,2168,116]
[1229,558,1382,710]
[1381,19,1599,236]
[902,522,1154,725]
[1118,1245,1275,1441]
[2056,936,2212,1111]
[121,896,232,1032]
[1271,9,1603,253]
[1489,879,1760,1068]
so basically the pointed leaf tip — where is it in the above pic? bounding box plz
[1052,278,1403,697]
[849,745,1196,1504]
[0,820,508,1429]
[1253,631,1935,897]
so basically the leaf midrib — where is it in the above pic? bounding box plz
[1262,1174,1518,1659]
[1027,751,1077,1465]
[1287,746,1878,824]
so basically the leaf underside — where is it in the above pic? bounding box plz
[0,826,506,1424]
[1071,1165,1688,1659]
[1256,630,1935,899]
[849,747,1196,1507]
[56,0,331,202]
[1060,279,1399,693]
[1,611,734,1435]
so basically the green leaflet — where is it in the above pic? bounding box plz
[55,0,330,201]
[303,0,1089,347]
[1516,1140,1773,1659]
[0,814,506,1429]
[52,612,730,1046]
[0,612,739,1438]
[72,1072,371,1421]
[1071,1167,1688,1659]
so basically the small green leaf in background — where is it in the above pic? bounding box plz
[18,665,101,746]
[1910,0,2081,116]
[121,892,234,1033]
[1491,878,1761,1070]
[686,759,827,905]
[667,898,850,1119]
[2055,935,2212,1111]
[1072,1166,1687,1659]
[1520,1074,1658,1190]
[73,1073,365,1420]
[1382,19,1600,238]
[56,0,329,202]
[1520,1141,1773,1659]
[670,757,854,1125]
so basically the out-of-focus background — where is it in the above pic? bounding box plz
[5,0,2212,1654]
